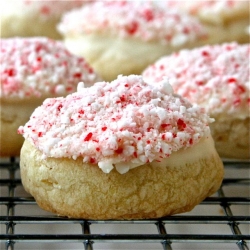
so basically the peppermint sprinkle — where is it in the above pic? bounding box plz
[58,1,208,46]
[143,43,250,118]
[1,37,100,98]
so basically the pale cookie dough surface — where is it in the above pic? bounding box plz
[1,98,44,157]
[20,136,224,219]
[62,33,207,83]
[210,118,250,159]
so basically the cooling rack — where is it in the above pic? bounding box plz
[0,157,249,250]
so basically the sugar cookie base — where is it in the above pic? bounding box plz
[20,136,224,219]
[0,98,44,156]
[210,117,250,159]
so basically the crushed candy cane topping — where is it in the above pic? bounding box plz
[0,37,99,98]
[143,43,250,119]
[18,75,213,174]
[58,1,208,46]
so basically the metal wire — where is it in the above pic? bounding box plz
[0,157,249,250]
[156,220,172,250]
[218,188,249,250]
[81,221,94,250]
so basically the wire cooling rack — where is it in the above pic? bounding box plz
[0,157,249,250]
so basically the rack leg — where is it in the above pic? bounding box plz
[156,220,172,250]
[81,220,94,250]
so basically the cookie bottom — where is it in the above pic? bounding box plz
[210,117,250,159]
[20,136,224,219]
[0,98,44,156]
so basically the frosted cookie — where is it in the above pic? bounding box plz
[164,0,249,43]
[0,0,90,39]
[143,43,250,159]
[0,37,100,156]
[18,75,223,219]
[57,1,210,81]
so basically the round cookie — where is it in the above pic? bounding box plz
[164,0,249,43]
[143,43,250,159]
[0,0,89,39]
[18,75,224,219]
[57,1,210,81]
[0,37,100,156]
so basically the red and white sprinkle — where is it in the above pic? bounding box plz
[18,75,213,174]
[58,1,208,46]
[143,43,250,118]
[0,37,100,98]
